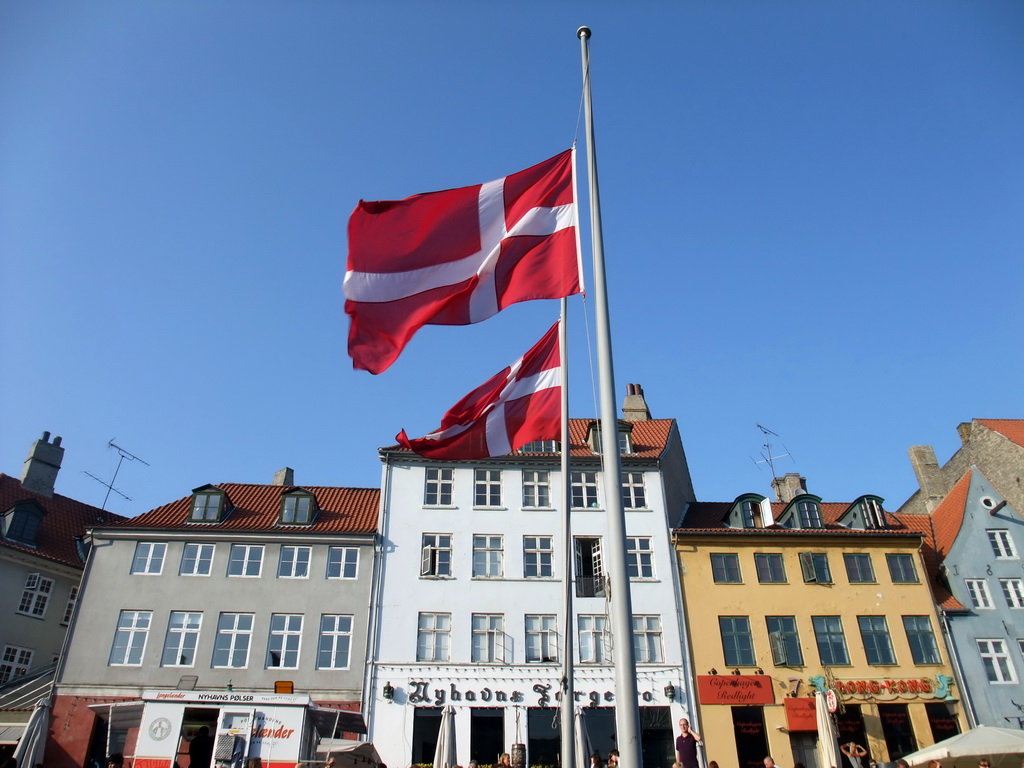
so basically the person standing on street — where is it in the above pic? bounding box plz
[675,718,703,768]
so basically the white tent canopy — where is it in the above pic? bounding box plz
[902,725,1024,768]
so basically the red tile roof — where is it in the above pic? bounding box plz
[977,419,1024,449]
[887,511,964,611]
[384,418,676,460]
[0,473,125,569]
[927,470,971,558]
[108,483,379,534]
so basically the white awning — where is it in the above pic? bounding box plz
[0,725,26,745]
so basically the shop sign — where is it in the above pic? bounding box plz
[834,679,934,698]
[697,675,774,705]
[783,698,817,731]
[405,680,660,708]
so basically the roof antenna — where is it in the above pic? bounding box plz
[83,439,150,510]
[750,424,795,477]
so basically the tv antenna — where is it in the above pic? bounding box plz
[750,424,795,477]
[83,440,150,510]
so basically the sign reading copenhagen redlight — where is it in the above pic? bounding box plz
[696,675,775,705]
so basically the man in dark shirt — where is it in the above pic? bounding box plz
[675,718,703,768]
[189,726,214,768]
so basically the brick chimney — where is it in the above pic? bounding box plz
[272,467,295,486]
[771,473,807,503]
[908,445,946,512]
[622,383,652,422]
[21,431,65,497]
[956,422,973,445]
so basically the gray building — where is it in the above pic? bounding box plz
[49,471,379,768]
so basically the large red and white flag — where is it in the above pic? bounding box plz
[396,322,561,460]
[345,150,580,374]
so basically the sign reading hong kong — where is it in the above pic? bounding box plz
[406,681,661,708]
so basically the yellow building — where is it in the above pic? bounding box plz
[673,482,966,768]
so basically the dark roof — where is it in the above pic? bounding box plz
[0,474,123,569]
[675,500,921,535]
[107,483,379,534]
[384,418,676,460]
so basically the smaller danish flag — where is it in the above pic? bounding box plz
[396,321,561,460]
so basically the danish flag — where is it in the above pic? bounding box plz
[396,322,561,460]
[344,150,580,374]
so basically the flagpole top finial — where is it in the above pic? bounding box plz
[577,26,591,40]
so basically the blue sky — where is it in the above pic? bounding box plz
[2,1,1022,518]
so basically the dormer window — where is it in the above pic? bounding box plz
[777,494,824,530]
[3,500,46,547]
[839,495,887,530]
[725,495,769,530]
[587,423,633,455]
[797,501,822,529]
[279,490,316,525]
[519,441,560,454]
[190,486,227,523]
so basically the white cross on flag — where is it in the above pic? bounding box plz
[396,321,561,460]
[344,150,580,374]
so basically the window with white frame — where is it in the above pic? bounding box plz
[903,616,941,664]
[318,614,353,669]
[1000,578,1024,608]
[417,612,450,662]
[578,615,610,663]
[180,543,215,576]
[977,639,1016,683]
[161,611,202,667]
[632,615,663,663]
[471,613,504,663]
[965,579,994,609]
[474,469,502,507]
[266,614,303,668]
[213,612,254,668]
[525,614,558,663]
[988,530,1018,559]
[570,471,599,509]
[621,472,646,509]
[473,535,503,578]
[626,537,655,579]
[421,534,452,577]
[62,586,79,626]
[109,609,152,666]
[523,536,553,578]
[522,470,551,508]
[327,547,359,579]
[519,441,559,454]
[0,646,32,684]
[130,542,166,575]
[424,468,454,506]
[17,574,53,618]
[278,546,311,578]
[227,544,264,577]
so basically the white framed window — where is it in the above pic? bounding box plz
[180,543,215,576]
[571,471,599,509]
[523,536,554,578]
[965,579,994,609]
[227,544,264,577]
[473,535,503,578]
[519,441,559,454]
[632,615,663,663]
[988,530,1018,559]
[0,646,33,684]
[417,612,450,662]
[1000,578,1024,608]
[109,610,151,666]
[61,586,79,626]
[525,614,558,663]
[575,537,605,598]
[421,534,452,577]
[578,615,610,663]
[327,547,359,579]
[213,612,253,668]
[474,469,502,507]
[18,573,53,618]
[522,470,551,508]
[318,614,353,669]
[161,611,202,667]
[977,639,1017,683]
[424,468,454,506]
[626,537,655,579]
[266,614,303,669]
[278,546,311,578]
[130,542,166,575]
[471,613,505,663]
[621,472,646,509]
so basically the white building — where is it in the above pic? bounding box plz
[365,386,697,768]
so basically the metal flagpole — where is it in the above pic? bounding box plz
[559,298,575,768]
[576,25,643,766]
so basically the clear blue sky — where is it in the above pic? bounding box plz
[2,1,1022,518]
